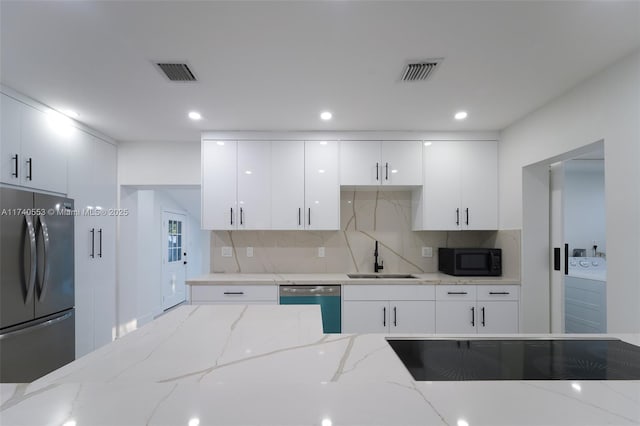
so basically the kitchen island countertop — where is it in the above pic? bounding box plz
[187,272,521,285]
[1,305,638,425]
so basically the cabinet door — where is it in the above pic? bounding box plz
[0,94,22,185]
[381,141,422,186]
[390,301,435,333]
[421,141,461,230]
[201,140,237,230]
[271,141,305,230]
[342,301,389,333]
[339,141,381,186]
[304,141,339,230]
[459,141,498,230]
[435,301,477,333]
[477,301,518,334]
[92,141,117,350]
[20,105,68,193]
[237,141,271,230]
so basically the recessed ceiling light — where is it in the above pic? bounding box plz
[188,418,200,426]
[320,111,332,121]
[244,170,252,175]
[188,111,202,120]
[454,111,468,120]
[216,141,224,146]
[63,110,79,119]
[423,142,432,146]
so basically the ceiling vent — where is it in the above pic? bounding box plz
[155,62,197,82]
[400,59,442,82]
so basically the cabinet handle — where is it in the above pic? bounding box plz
[230,207,234,226]
[385,162,389,180]
[376,162,379,181]
[298,208,301,226]
[26,158,33,181]
[223,291,244,295]
[465,208,469,226]
[564,243,569,276]
[393,306,397,327]
[98,228,103,258]
[489,291,510,295]
[447,291,467,295]
[240,207,244,225]
[471,306,475,327]
[383,306,386,327]
[481,306,486,327]
[12,154,18,178]
[90,228,95,258]
[456,208,460,226]
[308,208,311,226]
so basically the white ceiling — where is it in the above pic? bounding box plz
[1,1,639,143]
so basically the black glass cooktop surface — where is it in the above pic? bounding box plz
[387,339,640,381]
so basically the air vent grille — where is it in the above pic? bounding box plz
[401,60,442,82]
[155,62,197,82]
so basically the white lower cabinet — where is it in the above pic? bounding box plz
[342,285,436,334]
[190,285,278,305]
[435,285,519,334]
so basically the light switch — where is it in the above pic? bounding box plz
[221,247,233,257]
[246,247,254,257]
[318,247,325,258]
[422,247,433,257]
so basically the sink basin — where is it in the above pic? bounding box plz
[347,273,417,279]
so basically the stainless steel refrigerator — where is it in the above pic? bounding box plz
[0,187,75,382]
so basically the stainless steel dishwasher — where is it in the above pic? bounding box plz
[279,285,341,333]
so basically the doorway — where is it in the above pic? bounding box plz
[521,140,604,333]
[162,210,188,310]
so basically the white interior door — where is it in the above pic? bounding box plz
[549,162,565,333]
[162,211,187,310]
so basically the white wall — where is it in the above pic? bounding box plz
[118,141,200,186]
[499,50,640,332]
[117,187,210,335]
[564,160,606,256]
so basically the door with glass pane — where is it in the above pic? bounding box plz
[162,211,187,310]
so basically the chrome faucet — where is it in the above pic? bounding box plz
[374,240,384,273]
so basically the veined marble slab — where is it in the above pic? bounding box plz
[1,305,638,426]
[187,272,521,285]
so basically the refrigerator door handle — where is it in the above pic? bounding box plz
[0,311,73,341]
[24,214,37,303]
[36,215,51,300]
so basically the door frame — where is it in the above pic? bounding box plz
[521,139,604,333]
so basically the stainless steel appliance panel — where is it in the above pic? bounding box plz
[33,193,74,318]
[0,188,36,328]
[0,309,75,382]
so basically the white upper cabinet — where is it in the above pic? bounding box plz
[340,140,422,186]
[237,141,271,230]
[0,94,21,184]
[380,141,423,185]
[271,141,305,230]
[202,140,237,230]
[414,140,497,230]
[1,93,68,194]
[304,141,339,230]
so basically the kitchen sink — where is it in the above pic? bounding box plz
[347,273,417,279]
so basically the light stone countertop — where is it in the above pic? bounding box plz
[1,305,638,426]
[187,272,521,285]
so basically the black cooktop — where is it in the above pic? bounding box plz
[387,339,640,381]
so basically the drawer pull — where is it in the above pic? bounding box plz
[223,291,245,295]
[489,291,510,295]
[447,291,468,295]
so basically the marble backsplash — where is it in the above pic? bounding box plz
[210,190,520,279]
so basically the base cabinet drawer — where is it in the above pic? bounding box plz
[190,285,277,303]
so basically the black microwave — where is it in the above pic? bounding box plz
[438,248,502,276]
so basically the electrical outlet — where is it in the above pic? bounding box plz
[221,247,233,257]
[246,247,254,257]
[318,247,325,258]
[422,247,433,257]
